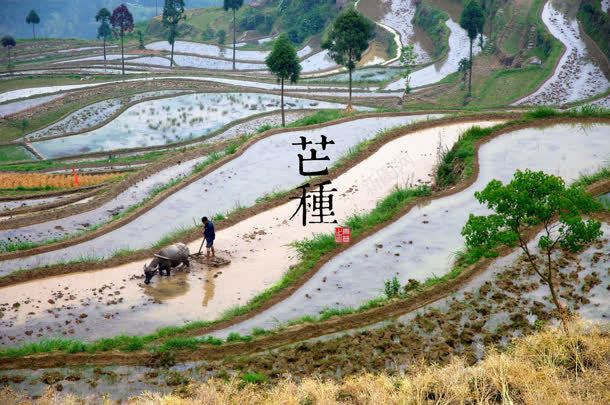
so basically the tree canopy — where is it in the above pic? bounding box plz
[322,8,375,71]
[1,35,16,49]
[265,33,301,84]
[462,169,602,329]
[26,9,40,25]
[163,0,186,44]
[460,0,485,41]
[95,8,112,40]
[223,0,244,11]
[110,4,134,35]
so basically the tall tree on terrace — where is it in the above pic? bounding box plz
[223,0,244,71]
[323,9,375,111]
[26,9,40,39]
[461,170,603,332]
[460,0,485,96]
[1,36,16,71]
[96,8,112,66]
[110,4,134,76]
[163,0,186,69]
[265,33,302,127]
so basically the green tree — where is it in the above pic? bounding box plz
[460,0,485,96]
[95,8,112,64]
[217,29,227,45]
[224,0,244,71]
[399,44,417,96]
[265,33,302,127]
[322,9,375,110]
[163,0,186,69]
[461,170,602,331]
[1,35,16,71]
[110,4,134,76]
[26,9,41,39]
[458,57,471,90]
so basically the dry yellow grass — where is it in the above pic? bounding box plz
[1,322,608,404]
[0,172,122,189]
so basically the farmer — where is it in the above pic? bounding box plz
[202,216,216,260]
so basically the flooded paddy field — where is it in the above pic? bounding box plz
[31,93,351,159]
[25,90,192,141]
[516,1,610,105]
[0,95,64,118]
[385,19,481,90]
[214,122,610,337]
[0,115,438,274]
[1,118,498,345]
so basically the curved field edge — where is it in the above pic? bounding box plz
[0,111,512,264]
[0,114,608,367]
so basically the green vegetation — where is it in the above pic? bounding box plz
[460,0,485,95]
[413,3,450,58]
[0,145,35,163]
[323,9,376,108]
[163,0,186,68]
[241,372,268,384]
[462,170,603,330]
[436,107,610,188]
[578,0,610,59]
[265,34,302,126]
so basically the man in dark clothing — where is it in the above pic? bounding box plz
[202,216,216,260]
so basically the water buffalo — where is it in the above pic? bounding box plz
[144,243,190,284]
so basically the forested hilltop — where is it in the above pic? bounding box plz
[0,0,229,39]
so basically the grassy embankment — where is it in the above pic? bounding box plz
[404,0,563,108]
[578,0,610,60]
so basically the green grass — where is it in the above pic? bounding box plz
[287,110,359,128]
[0,145,36,163]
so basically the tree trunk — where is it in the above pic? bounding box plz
[348,65,353,111]
[546,249,569,332]
[121,32,125,76]
[232,8,236,71]
[7,48,11,72]
[468,39,473,95]
[281,78,285,127]
[170,40,175,69]
[32,24,35,39]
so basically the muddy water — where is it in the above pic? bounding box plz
[378,0,433,64]
[0,196,65,212]
[32,93,350,159]
[385,19,482,90]
[515,1,610,105]
[0,115,461,344]
[214,122,610,337]
[0,115,440,277]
